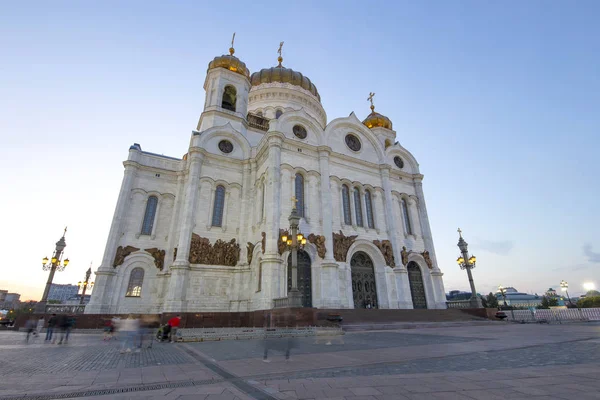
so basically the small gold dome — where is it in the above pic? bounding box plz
[362,109,393,130]
[208,50,250,78]
[250,66,321,101]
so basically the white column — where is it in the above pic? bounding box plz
[414,178,446,308]
[165,173,185,268]
[318,147,340,308]
[164,151,204,312]
[408,198,422,238]
[86,160,137,314]
[258,133,285,308]
[239,161,251,265]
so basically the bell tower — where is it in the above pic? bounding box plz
[198,34,251,132]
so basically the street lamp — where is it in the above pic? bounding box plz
[280,197,307,307]
[35,227,70,313]
[456,228,482,308]
[498,285,515,320]
[77,265,94,305]
[560,280,574,307]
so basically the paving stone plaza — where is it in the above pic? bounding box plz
[1,322,599,400]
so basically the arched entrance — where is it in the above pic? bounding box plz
[407,261,427,309]
[350,251,378,309]
[287,250,312,307]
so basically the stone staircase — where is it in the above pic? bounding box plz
[316,309,494,331]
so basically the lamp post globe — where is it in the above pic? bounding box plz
[35,228,70,313]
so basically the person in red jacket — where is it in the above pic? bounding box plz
[167,315,181,343]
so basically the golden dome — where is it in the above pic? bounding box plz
[207,48,250,78]
[250,66,321,101]
[362,106,393,130]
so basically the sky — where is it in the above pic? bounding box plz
[1,1,599,301]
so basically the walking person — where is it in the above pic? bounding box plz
[45,314,57,342]
[25,318,37,343]
[103,318,115,341]
[119,315,139,354]
[56,314,69,344]
[36,316,45,337]
[262,312,272,362]
[167,315,181,343]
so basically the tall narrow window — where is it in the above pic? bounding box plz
[222,85,237,111]
[365,190,375,229]
[402,198,413,235]
[212,185,226,227]
[141,196,158,235]
[354,188,363,227]
[342,184,352,225]
[126,268,144,297]
[295,173,305,217]
[275,109,283,119]
[260,183,265,221]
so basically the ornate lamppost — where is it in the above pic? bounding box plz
[281,197,307,307]
[35,228,70,313]
[77,265,94,305]
[456,228,482,308]
[498,285,515,320]
[560,280,573,307]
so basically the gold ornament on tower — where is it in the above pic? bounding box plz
[362,92,393,129]
[207,32,250,78]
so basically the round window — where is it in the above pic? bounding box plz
[293,125,307,139]
[394,156,404,169]
[218,140,234,154]
[345,134,361,151]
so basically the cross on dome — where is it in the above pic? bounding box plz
[277,41,284,66]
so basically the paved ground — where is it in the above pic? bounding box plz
[1,322,599,400]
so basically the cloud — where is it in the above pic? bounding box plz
[473,239,514,256]
[583,244,600,263]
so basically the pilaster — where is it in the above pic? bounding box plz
[393,267,414,309]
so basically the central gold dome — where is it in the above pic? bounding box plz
[250,66,321,101]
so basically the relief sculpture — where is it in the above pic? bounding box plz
[247,242,255,265]
[278,229,290,255]
[373,240,395,267]
[422,250,433,269]
[189,233,240,266]
[307,233,327,259]
[261,232,266,254]
[401,246,409,266]
[332,230,358,262]
[145,248,166,271]
[113,245,140,268]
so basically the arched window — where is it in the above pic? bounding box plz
[141,196,158,235]
[295,173,305,217]
[342,185,352,225]
[354,188,363,227]
[365,190,375,229]
[402,198,412,235]
[275,109,283,119]
[126,267,144,297]
[212,185,226,227]
[222,85,237,112]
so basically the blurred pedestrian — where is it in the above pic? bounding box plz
[167,315,180,343]
[36,316,45,336]
[45,314,57,341]
[25,318,37,342]
[119,314,139,354]
[55,314,69,344]
[103,318,115,341]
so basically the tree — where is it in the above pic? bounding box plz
[548,297,559,307]
[485,292,499,308]
[586,290,600,297]
[537,296,550,309]
[578,296,600,308]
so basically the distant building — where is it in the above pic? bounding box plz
[3,293,21,309]
[496,287,542,307]
[446,290,474,301]
[48,284,79,303]
[64,294,91,305]
[0,290,7,303]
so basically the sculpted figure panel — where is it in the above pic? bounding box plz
[113,245,140,268]
[332,230,358,262]
[247,242,255,265]
[401,246,409,266]
[145,247,166,271]
[373,240,395,267]
[307,233,326,259]
[422,250,433,269]
[188,233,240,266]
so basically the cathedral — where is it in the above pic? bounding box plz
[86,40,447,315]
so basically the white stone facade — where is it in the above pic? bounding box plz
[86,53,447,315]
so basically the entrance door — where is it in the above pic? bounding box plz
[287,250,312,307]
[350,251,378,309]
[407,262,427,309]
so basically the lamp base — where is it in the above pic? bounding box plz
[287,290,303,308]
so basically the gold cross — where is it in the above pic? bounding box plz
[278,41,284,57]
[231,32,236,49]
[291,196,298,207]
[367,92,375,111]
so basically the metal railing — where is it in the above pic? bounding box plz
[45,304,86,314]
[504,307,600,323]
[273,297,290,308]
[247,113,270,131]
